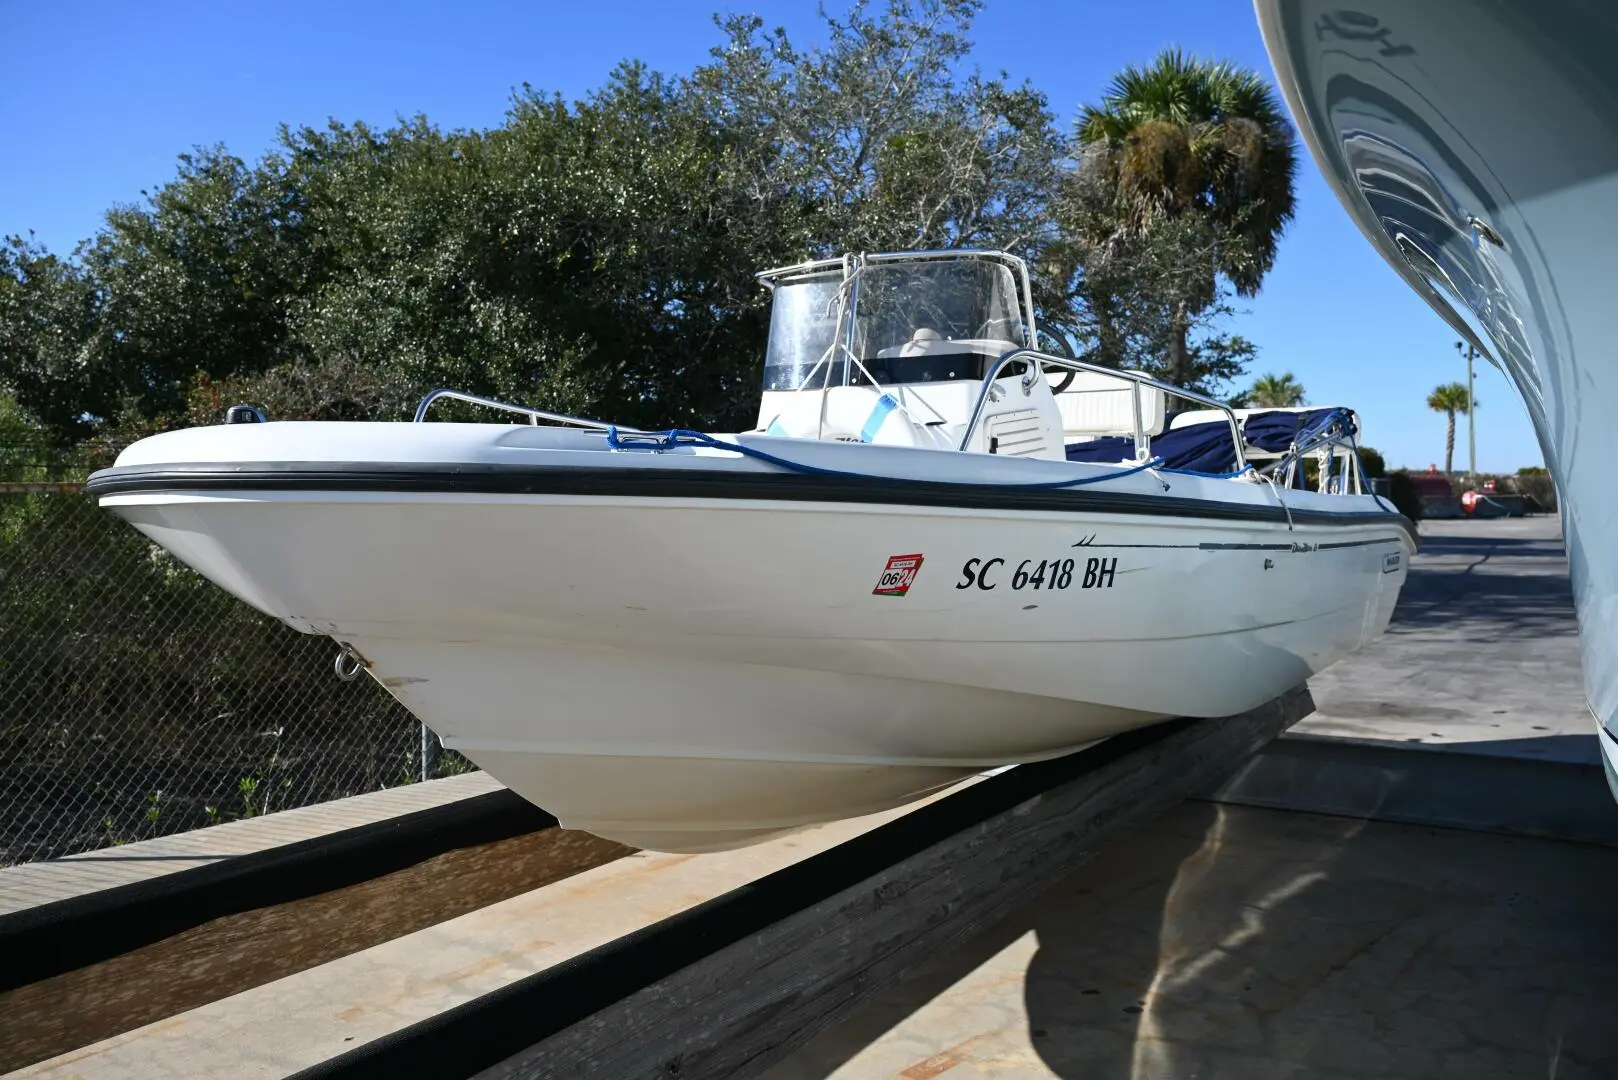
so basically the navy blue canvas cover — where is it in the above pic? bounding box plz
[1063,407,1355,473]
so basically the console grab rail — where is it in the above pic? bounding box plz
[958,349,1248,473]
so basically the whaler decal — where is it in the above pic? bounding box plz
[873,553,925,597]
[956,556,1118,592]
[1383,552,1402,574]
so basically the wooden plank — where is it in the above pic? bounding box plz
[0,482,86,493]
[0,773,505,917]
[0,776,546,997]
[18,790,985,1080]
[0,827,628,1074]
[471,685,1314,1080]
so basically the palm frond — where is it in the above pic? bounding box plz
[1426,382,1473,413]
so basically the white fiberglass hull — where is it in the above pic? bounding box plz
[90,422,1414,851]
[1256,1,1618,803]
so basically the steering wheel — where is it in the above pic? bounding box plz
[1047,364,1078,394]
[1033,327,1080,393]
[973,316,1013,341]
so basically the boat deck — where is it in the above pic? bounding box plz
[5,515,1614,1080]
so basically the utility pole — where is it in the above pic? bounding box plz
[1454,340,1477,479]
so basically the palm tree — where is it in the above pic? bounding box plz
[1074,49,1298,384]
[1426,382,1474,475]
[1246,371,1306,408]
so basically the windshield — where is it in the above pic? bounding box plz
[761,257,1026,391]
[853,261,1021,354]
[762,271,844,392]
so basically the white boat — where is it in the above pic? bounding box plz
[1253,1,1618,799]
[87,249,1415,852]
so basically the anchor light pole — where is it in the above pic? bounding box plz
[1455,340,1477,479]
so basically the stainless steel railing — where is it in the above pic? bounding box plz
[412,388,643,433]
[1251,409,1367,495]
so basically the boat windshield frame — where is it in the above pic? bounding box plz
[756,250,1038,393]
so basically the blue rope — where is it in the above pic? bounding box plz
[1333,410,1404,518]
[1159,463,1257,481]
[1293,407,1355,448]
[604,427,1174,490]
[1267,407,1403,515]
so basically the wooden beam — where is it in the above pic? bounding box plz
[464,685,1313,1080]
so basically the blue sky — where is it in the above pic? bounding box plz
[0,0,1540,472]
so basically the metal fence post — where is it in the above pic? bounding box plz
[421,723,440,783]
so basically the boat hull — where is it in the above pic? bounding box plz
[1256,0,1618,803]
[94,429,1411,850]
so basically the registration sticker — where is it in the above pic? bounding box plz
[873,553,925,597]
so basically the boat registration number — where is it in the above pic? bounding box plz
[955,556,1117,592]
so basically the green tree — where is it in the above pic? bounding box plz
[1070,49,1298,385]
[1244,371,1306,407]
[2,3,1304,446]
[0,234,105,444]
[1426,382,1473,476]
[0,389,46,478]
[691,0,1062,257]
[1,0,1076,443]
[1045,183,1257,395]
[1356,445,1386,478]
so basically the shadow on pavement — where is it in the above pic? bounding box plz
[769,801,1618,1079]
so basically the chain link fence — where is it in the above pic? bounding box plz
[1,472,472,866]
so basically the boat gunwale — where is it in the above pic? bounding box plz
[86,461,1421,548]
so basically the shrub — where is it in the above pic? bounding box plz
[1386,469,1423,522]
[1356,445,1387,479]
[1512,469,1558,513]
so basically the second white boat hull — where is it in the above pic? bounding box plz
[1257,0,1618,806]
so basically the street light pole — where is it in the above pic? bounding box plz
[1455,340,1477,479]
